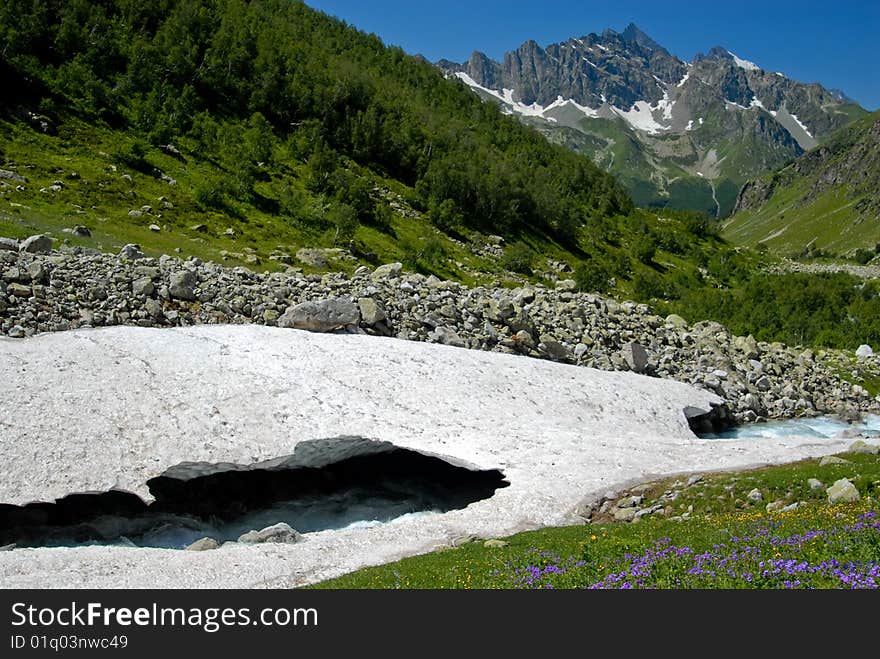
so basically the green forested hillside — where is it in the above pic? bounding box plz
[0,0,631,244]
[0,0,754,300]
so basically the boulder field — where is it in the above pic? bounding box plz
[1,240,878,422]
[0,325,857,588]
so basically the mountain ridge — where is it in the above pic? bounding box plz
[438,25,865,217]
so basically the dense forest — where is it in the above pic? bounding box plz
[0,0,631,242]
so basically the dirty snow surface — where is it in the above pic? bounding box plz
[0,325,848,588]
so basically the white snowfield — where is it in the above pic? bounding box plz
[0,325,850,588]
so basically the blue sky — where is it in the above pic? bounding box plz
[304,1,879,110]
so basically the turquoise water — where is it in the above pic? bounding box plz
[700,414,880,440]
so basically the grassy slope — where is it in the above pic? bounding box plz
[313,451,880,589]
[0,116,479,280]
[723,111,880,256]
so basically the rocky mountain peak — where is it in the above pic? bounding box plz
[620,23,663,52]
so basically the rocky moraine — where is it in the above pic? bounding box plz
[1,234,878,424]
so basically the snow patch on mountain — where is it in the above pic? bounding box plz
[728,50,761,71]
[790,113,814,138]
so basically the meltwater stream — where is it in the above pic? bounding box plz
[700,414,880,440]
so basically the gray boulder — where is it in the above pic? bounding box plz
[0,237,19,252]
[296,248,329,269]
[19,234,53,254]
[119,244,145,260]
[807,478,824,490]
[186,537,220,551]
[665,314,688,328]
[855,344,874,358]
[620,342,649,374]
[278,298,360,332]
[132,277,154,297]
[238,522,302,544]
[168,270,197,301]
[358,297,387,325]
[72,225,91,237]
[849,440,880,455]
[819,456,852,466]
[371,262,403,281]
[0,169,26,183]
[826,479,859,504]
[431,326,466,348]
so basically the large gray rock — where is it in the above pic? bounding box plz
[295,248,328,269]
[119,244,145,260]
[855,344,874,358]
[665,314,688,328]
[819,456,852,466]
[431,326,466,348]
[358,297,387,325]
[132,277,154,297]
[168,270,197,301]
[620,342,649,373]
[186,537,220,551]
[19,234,53,254]
[371,262,403,281]
[849,440,880,455]
[807,478,824,490]
[826,478,859,504]
[0,169,26,183]
[0,237,19,252]
[238,523,302,545]
[278,298,360,332]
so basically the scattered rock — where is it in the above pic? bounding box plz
[371,262,403,280]
[819,456,852,466]
[849,440,880,455]
[807,478,824,490]
[0,169,26,183]
[119,244,145,260]
[186,537,220,551]
[665,314,687,328]
[237,523,302,545]
[131,277,154,297]
[296,248,329,269]
[616,495,644,508]
[0,237,19,252]
[612,507,638,522]
[168,270,197,301]
[747,488,763,502]
[620,342,648,373]
[766,500,787,512]
[826,478,860,504]
[483,539,509,548]
[357,297,387,326]
[72,225,91,238]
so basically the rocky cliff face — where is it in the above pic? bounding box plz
[439,24,865,217]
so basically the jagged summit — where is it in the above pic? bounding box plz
[620,23,663,51]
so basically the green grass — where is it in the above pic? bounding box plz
[312,451,880,589]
